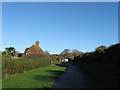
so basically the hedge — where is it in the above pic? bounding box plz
[2,56,50,77]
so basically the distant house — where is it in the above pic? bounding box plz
[21,41,53,65]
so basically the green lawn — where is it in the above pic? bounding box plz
[2,63,67,88]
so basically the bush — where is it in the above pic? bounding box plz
[2,55,50,77]
[21,54,46,58]
[72,43,120,88]
[50,55,59,64]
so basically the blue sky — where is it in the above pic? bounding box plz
[2,2,118,54]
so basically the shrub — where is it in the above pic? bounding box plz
[95,45,107,52]
[50,55,59,64]
[2,56,50,77]
[21,54,46,58]
[72,43,120,88]
[73,43,120,65]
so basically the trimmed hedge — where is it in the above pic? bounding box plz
[2,56,50,77]
[73,43,120,65]
[21,54,46,58]
[72,43,120,88]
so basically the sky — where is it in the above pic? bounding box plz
[2,2,118,54]
[1,0,120,2]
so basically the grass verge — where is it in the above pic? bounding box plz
[2,63,67,88]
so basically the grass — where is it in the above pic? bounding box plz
[2,57,50,77]
[2,63,67,88]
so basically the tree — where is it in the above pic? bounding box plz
[60,49,74,60]
[95,46,107,51]
[5,47,16,56]
[65,53,74,60]
[95,46,107,53]
[72,49,84,57]
[2,51,6,55]
[61,49,70,54]
[14,51,20,56]
[45,50,49,55]
[61,49,70,58]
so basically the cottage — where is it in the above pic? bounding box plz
[22,41,45,57]
[21,41,53,65]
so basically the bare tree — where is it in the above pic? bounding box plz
[60,49,74,60]
[72,49,84,57]
[45,50,49,55]
[61,49,70,54]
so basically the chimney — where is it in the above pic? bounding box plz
[36,41,39,47]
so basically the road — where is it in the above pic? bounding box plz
[52,62,95,88]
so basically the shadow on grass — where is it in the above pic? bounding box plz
[34,70,66,81]
[34,75,59,81]
[33,74,64,89]
[33,64,68,88]
[46,70,65,73]
[56,63,69,68]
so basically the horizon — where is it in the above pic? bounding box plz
[2,2,118,54]
[1,40,119,54]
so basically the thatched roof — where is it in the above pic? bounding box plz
[21,42,52,61]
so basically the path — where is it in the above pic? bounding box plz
[52,62,95,88]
